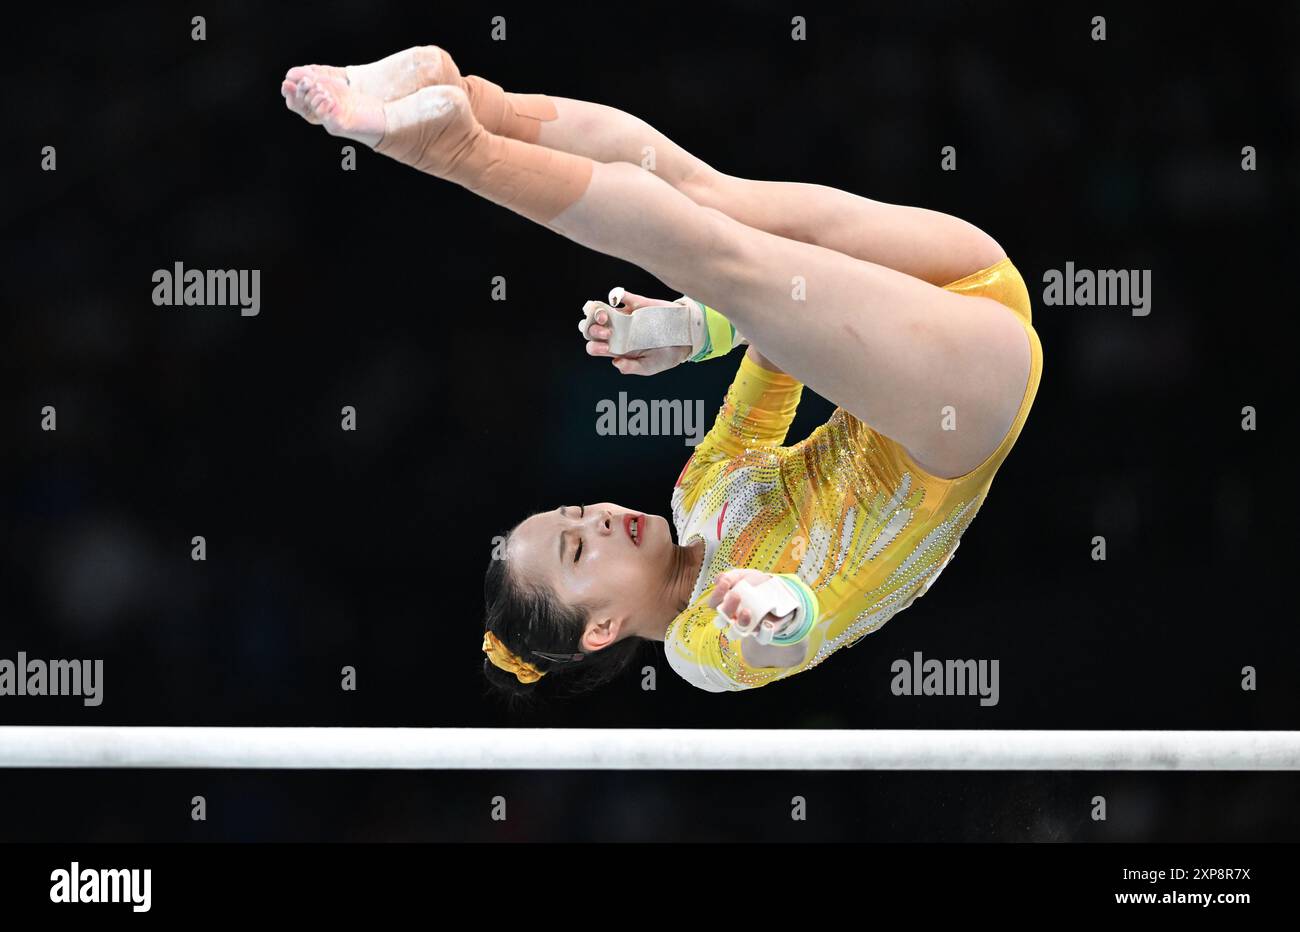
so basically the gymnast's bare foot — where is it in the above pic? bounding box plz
[291,73,387,147]
[282,47,461,123]
[281,67,340,124]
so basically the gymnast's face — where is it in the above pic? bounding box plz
[508,502,676,650]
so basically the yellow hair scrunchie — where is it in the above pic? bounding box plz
[482,630,546,684]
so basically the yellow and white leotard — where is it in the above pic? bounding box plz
[665,257,1044,692]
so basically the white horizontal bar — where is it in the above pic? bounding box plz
[0,727,1298,770]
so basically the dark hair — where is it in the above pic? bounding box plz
[482,535,646,707]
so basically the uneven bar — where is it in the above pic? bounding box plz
[0,728,1298,770]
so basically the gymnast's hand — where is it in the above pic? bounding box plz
[708,569,798,641]
[582,290,692,376]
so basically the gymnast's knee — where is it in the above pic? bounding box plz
[676,162,728,206]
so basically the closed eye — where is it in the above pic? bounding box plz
[560,504,586,565]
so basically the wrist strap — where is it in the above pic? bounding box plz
[768,573,819,645]
[679,298,743,362]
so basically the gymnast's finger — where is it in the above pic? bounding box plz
[709,571,741,606]
[717,589,745,620]
[616,290,653,310]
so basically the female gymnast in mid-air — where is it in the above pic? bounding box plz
[282,46,1043,698]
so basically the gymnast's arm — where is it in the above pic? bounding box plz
[740,634,808,669]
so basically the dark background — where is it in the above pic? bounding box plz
[1,1,1296,841]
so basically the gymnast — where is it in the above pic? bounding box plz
[281,46,1043,697]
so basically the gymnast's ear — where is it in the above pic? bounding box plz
[579,613,622,652]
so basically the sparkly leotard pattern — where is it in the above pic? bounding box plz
[664,257,1043,692]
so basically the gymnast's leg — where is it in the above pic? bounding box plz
[529,103,1008,288]
[290,75,1029,480]
[283,46,1003,286]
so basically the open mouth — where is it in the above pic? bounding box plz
[623,512,646,546]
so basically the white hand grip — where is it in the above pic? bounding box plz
[577,288,700,356]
